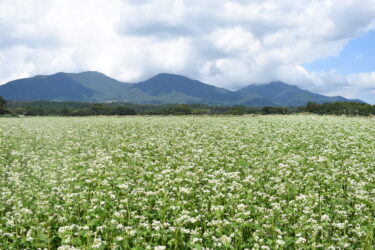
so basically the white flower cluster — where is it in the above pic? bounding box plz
[0,115,374,248]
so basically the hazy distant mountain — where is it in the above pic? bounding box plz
[132,73,241,105]
[236,81,363,106]
[65,71,151,102]
[66,71,130,93]
[0,73,96,101]
[0,72,364,106]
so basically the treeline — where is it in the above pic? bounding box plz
[0,99,295,116]
[0,97,374,116]
[300,101,375,116]
[10,103,138,116]
[0,96,10,115]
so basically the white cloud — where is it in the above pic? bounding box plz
[0,0,375,103]
[296,70,375,103]
[348,72,375,88]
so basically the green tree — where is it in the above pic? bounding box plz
[304,102,320,113]
[0,96,10,115]
[0,96,6,108]
[163,105,192,115]
[262,106,288,114]
[225,106,248,115]
[113,106,136,115]
[91,104,110,115]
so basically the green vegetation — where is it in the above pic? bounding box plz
[1,98,375,116]
[0,96,10,115]
[2,100,264,116]
[301,101,375,116]
[0,116,374,249]
[0,96,5,108]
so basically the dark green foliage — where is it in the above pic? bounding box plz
[24,106,47,116]
[6,101,137,116]
[0,96,10,114]
[262,106,289,114]
[113,106,137,115]
[3,100,374,117]
[225,106,248,115]
[90,104,111,115]
[90,104,136,116]
[160,104,193,115]
[5,101,261,116]
[303,102,321,112]
[0,108,10,115]
[0,96,6,108]
[301,102,375,116]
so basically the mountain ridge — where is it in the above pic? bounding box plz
[0,72,97,101]
[0,71,364,106]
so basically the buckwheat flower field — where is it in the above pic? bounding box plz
[0,115,374,249]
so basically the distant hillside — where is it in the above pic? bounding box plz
[236,81,364,106]
[66,71,130,94]
[65,71,151,102]
[0,73,96,101]
[0,71,364,106]
[132,73,241,105]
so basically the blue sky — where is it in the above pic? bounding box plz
[0,0,375,103]
[305,31,375,75]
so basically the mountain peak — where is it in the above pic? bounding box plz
[132,72,236,103]
[34,72,66,78]
[151,73,192,81]
[269,81,300,89]
[0,72,96,101]
[236,81,362,106]
[0,71,364,106]
[268,81,288,86]
[76,71,103,75]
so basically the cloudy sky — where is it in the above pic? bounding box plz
[1,0,375,103]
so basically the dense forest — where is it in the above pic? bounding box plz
[0,96,374,116]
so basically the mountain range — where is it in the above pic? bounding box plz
[0,71,363,106]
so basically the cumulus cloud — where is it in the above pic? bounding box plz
[0,0,375,102]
